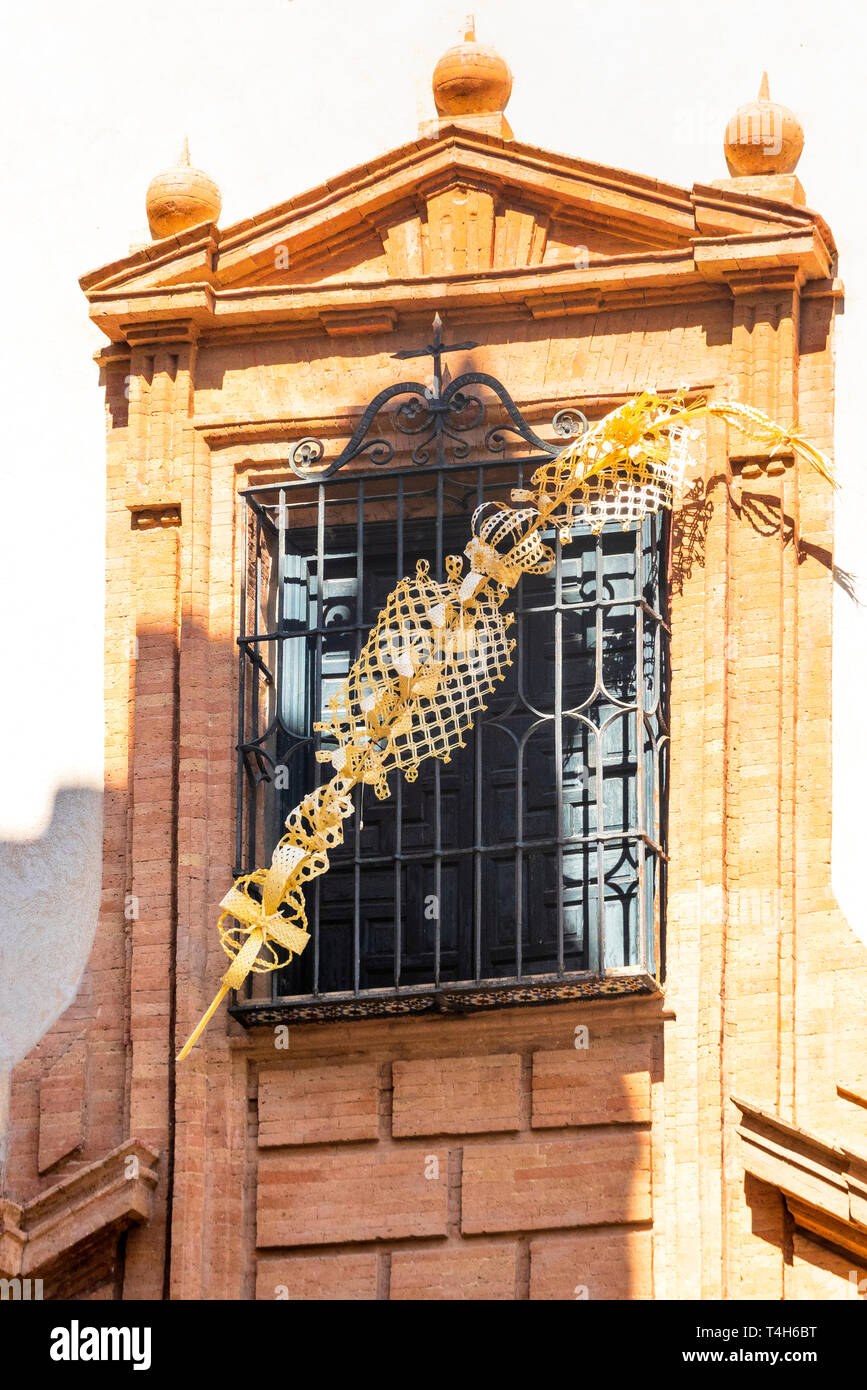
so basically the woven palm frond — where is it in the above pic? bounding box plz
[707,400,837,487]
[178,389,834,1058]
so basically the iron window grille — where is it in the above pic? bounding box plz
[231,329,668,1025]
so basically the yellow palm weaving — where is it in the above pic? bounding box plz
[177,392,835,1059]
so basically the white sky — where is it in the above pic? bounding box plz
[0,0,864,935]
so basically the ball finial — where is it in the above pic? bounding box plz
[145,140,221,241]
[724,73,804,177]
[432,20,512,118]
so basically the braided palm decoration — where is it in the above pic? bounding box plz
[178,390,834,1058]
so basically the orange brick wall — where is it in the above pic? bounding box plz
[4,157,866,1299]
[246,1004,660,1300]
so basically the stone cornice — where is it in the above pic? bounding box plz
[734,1097,867,1261]
[87,270,840,365]
[692,227,832,286]
[0,1139,160,1278]
[80,124,835,348]
[84,253,718,343]
[83,225,836,346]
[692,181,836,256]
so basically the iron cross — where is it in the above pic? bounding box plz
[392,312,478,400]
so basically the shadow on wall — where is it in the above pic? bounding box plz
[671,473,862,604]
[0,787,103,1172]
[0,607,661,1300]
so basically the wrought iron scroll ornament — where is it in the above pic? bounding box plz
[290,312,587,476]
[176,316,837,1058]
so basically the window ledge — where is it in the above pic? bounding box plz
[229,968,661,1026]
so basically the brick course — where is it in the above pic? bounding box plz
[392,1053,522,1137]
[530,1230,653,1300]
[531,1041,652,1127]
[390,1243,517,1300]
[462,1132,653,1233]
[258,1063,381,1146]
[255,1253,378,1301]
[257,1147,450,1247]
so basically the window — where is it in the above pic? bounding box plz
[233,437,669,1024]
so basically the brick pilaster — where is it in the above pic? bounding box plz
[121,510,181,1298]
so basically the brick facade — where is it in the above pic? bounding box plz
[2,108,866,1301]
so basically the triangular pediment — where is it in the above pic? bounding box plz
[237,185,686,291]
[81,125,836,341]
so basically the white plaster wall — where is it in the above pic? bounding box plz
[0,0,864,1081]
[0,790,101,1175]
